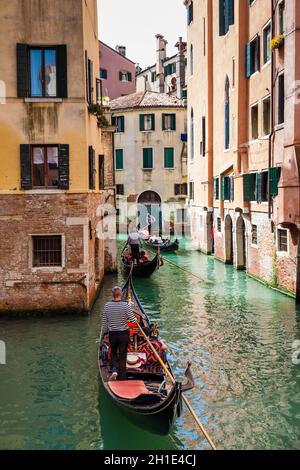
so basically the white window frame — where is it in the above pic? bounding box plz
[277,227,289,256]
[250,101,259,142]
[262,94,271,137]
[262,20,272,67]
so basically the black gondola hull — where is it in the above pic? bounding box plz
[145,240,179,253]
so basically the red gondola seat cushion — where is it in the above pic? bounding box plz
[108,380,151,400]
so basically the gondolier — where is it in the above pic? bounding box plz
[102,287,137,381]
[127,227,142,264]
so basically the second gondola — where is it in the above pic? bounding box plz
[121,245,161,278]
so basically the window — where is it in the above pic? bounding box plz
[88,146,95,190]
[162,114,176,131]
[219,0,235,36]
[29,48,57,97]
[182,90,187,99]
[217,218,222,232]
[188,1,194,25]
[278,73,285,125]
[190,44,194,76]
[174,183,188,196]
[32,146,59,188]
[214,177,220,200]
[164,148,174,169]
[251,103,259,140]
[112,115,125,133]
[246,35,260,78]
[100,68,107,79]
[232,58,235,88]
[116,184,124,195]
[255,172,268,202]
[189,182,194,200]
[222,176,234,201]
[164,63,176,77]
[278,228,288,252]
[225,77,230,149]
[252,225,258,245]
[86,53,94,105]
[96,78,102,105]
[143,148,153,169]
[115,149,124,170]
[119,71,132,82]
[201,116,206,156]
[151,71,157,82]
[190,108,194,160]
[99,155,105,190]
[140,114,155,131]
[32,235,62,267]
[177,209,187,223]
[262,96,271,136]
[278,1,285,35]
[263,23,272,64]
[243,173,257,201]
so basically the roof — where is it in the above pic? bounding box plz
[99,41,136,66]
[110,91,186,112]
[136,55,178,77]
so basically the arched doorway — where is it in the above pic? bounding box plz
[138,191,162,236]
[225,215,233,264]
[236,216,246,269]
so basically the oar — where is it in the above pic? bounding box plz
[136,323,217,450]
[161,255,214,285]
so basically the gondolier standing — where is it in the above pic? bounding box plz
[102,287,137,381]
[127,227,142,264]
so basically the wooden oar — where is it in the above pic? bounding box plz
[136,323,217,450]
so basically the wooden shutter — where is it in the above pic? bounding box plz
[151,114,155,131]
[99,154,105,190]
[56,45,68,98]
[172,114,176,131]
[128,72,132,82]
[245,43,251,78]
[139,114,144,131]
[164,148,174,168]
[120,116,125,132]
[58,144,70,189]
[255,173,262,202]
[119,71,123,81]
[256,35,261,71]
[88,59,94,104]
[17,44,29,98]
[162,114,166,131]
[89,146,95,190]
[228,0,234,27]
[243,174,251,201]
[219,0,225,36]
[20,144,32,189]
[222,176,230,200]
[112,116,116,126]
[85,51,89,103]
[229,176,234,201]
[269,167,281,197]
[143,149,153,169]
[116,149,123,170]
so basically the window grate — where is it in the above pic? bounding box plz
[278,229,288,252]
[33,236,62,267]
[252,225,258,245]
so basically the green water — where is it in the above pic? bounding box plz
[0,239,300,450]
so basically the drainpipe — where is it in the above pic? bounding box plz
[268,0,276,220]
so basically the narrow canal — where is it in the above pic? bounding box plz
[0,239,300,450]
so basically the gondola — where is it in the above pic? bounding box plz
[145,238,179,253]
[121,245,160,278]
[98,273,194,436]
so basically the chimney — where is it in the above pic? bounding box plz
[156,34,167,93]
[176,37,186,99]
[116,45,126,57]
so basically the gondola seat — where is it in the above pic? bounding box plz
[108,380,152,400]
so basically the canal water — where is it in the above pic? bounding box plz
[0,239,300,450]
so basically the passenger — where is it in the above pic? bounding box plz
[102,286,137,381]
[140,251,149,263]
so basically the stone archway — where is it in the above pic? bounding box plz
[137,191,162,235]
[225,214,233,264]
[236,215,246,269]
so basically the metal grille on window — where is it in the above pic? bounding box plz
[33,236,62,267]
[278,229,288,252]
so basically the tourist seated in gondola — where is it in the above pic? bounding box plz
[139,251,149,263]
[102,286,137,381]
[123,253,133,264]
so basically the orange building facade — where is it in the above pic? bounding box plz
[185,0,300,299]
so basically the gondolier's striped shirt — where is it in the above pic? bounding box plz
[102,301,136,333]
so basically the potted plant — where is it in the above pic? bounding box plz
[270,34,285,50]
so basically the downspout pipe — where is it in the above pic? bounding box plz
[268,0,276,220]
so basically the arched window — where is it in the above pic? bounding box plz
[225,76,230,149]
[190,108,194,160]
[190,44,194,76]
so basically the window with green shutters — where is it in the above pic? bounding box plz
[243,173,257,201]
[112,116,125,133]
[189,182,194,200]
[246,36,260,78]
[219,0,234,36]
[255,172,268,202]
[140,114,155,131]
[115,149,124,170]
[143,148,153,169]
[221,176,234,201]
[214,177,220,200]
[187,1,193,25]
[269,167,281,197]
[164,148,174,169]
[162,114,176,131]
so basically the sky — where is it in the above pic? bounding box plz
[98,0,187,70]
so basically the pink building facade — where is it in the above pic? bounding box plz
[99,41,136,100]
